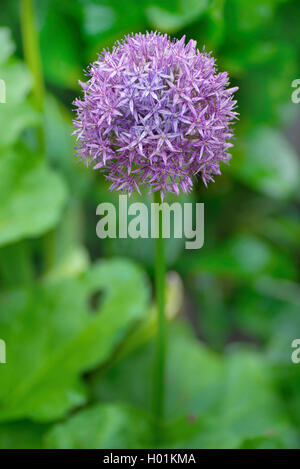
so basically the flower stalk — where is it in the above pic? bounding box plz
[20,0,55,271]
[20,0,45,152]
[20,0,44,115]
[152,191,166,435]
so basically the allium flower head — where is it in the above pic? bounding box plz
[73,32,238,198]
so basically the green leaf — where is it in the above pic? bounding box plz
[146,0,209,33]
[0,62,32,104]
[224,0,283,35]
[229,44,298,123]
[39,2,82,89]
[82,0,146,55]
[233,274,300,343]
[232,287,280,341]
[0,259,150,421]
[190,273,230,349]
[0,148,67,246]
[0,421,49,449]
[44,95,91,196]
[83,3,118,36]
[90,322,295,448]
[0,29,39,146]
[166,348,296,449]
[44,246,90,282]
[181,234,296,280]
[233,127,300,199]
[267,303,300,366]
[218,350,288,438]
[0,102,39,148]
[259,215,300,249]
[0,27,15,65]
[90,322,222,422]
[45,404,152,449]
[195,0,226,50]
[0,61,39,147]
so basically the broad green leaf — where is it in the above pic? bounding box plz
[222,40,278,75]
[234,276,300,342]
[233,127,300,199]
[90,323,295,448]
[224,0,283,35]
[147,0,209,33]
[39,2,82,89]
[276,0,300,49]
[0,28,15,65]
[0,240,35,286]
[44,95,73,167]
[83,3,117,36]
[45,404,152,449]
[90,322,222,422]
[44,95,91,196]
[0,148,67,246]
[218,350,289,439]
[232,286,282,341]
[44,246,90,282]
[0,29,39,146]
[0,259,150,421]
[266,308,300,430]
[166,348,296,449]
[229,44,298,122]
[0,421,48,449]
[100,320,221,420]
[194,0,225,50]
[190,273,230,349]
[0,61,39,147]
[180,234,296,280]
[267,303,300,366]
[259,215,300,249]
[0,62,32,104]
[165,324,223,420]
[82,0,146,55]
[0,102,39,148]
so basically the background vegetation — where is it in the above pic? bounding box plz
[0,0,300,449]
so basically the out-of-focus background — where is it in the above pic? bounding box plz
[0,0,300,449]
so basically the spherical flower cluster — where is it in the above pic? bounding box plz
[73,32,238,198]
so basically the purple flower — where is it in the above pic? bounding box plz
[73,32,238,199]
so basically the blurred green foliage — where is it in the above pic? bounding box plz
[0,0,300,449]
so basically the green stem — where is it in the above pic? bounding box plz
[20,0,55,272]
[20,0,45,147]
[152,190,166,437]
